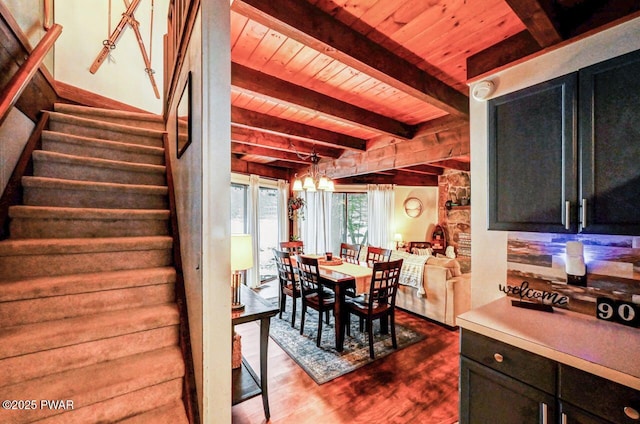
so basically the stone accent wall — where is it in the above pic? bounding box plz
[438,170,471,273]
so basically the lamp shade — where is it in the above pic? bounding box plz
[394,233,402,242]
[303,176,315,191]
[231,234,253,271]
[292,178,303,192]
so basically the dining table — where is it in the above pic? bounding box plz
[313,258,373,352]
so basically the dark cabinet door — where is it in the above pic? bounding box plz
[560,402,613,424]
[579,49,640,235]
[488,73,578,232]
[460,357,557,424]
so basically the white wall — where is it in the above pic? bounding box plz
[3,0,53,72]
[469,17,640,308]
[54,0,168,113]
[393,186,438,243]
[201,0,232,421]
[165,3,231,421]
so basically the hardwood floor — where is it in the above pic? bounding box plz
[232,283,460,424]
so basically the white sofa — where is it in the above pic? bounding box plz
[393,253,471,327]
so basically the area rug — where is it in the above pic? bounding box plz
[268,297,426,384]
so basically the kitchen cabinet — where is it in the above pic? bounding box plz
[488,49,640,235]
[579,50,640,234]
[459,329,640,424]
[460,329,557,423]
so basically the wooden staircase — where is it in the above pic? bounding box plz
[0,104,191,423]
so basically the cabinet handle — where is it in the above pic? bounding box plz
[561,412,567,424]
[493,353,503,363]
[565,201,570,230]
[541,402,548,424]
[624,406,640,420]
[581,198,587,229]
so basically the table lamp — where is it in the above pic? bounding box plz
[394,233,403,249]
[231,234,253,310]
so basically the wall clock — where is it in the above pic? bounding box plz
[403,197,423,218]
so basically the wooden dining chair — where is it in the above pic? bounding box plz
[296,255,335,347]
[339,242,361,264]
[280,241,304,254]
[273,249,301,328]
[345,258,403,359]
[365,246,392,267]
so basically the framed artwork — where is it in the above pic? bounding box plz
[176,71,192,158]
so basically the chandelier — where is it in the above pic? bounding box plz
[291,147,334,192]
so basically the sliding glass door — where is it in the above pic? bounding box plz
[230,183,279,283]
[330,192,368,254]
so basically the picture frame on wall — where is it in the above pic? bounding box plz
[176,71,192,158]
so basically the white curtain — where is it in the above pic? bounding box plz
[367,184,395,249]
[300,190,332,254]
[246,174,260,288]
[277,179,289,244]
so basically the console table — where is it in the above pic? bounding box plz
[231,284,279,420]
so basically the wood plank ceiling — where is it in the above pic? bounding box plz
[230,0,640,187]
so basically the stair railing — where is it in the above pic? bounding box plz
[0,23,62,127]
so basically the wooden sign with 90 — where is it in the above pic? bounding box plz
[596,297,640,327]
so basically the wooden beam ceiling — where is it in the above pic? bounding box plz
[503,0,562,47]
[231,106,367,151]
[231,0,469,118]
[231,142,310,164]
[232,63,416,139]
[468,1,640,79]
[230,127,343,159]
[336,172,439,187]
[231,155,291,180]
[323,126,470,179]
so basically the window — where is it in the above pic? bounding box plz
[330,192,368,253]
[230,182,279,284]
[230,184,247,233]
[258,187,278,283]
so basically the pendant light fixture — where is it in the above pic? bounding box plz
[291,146,334,192]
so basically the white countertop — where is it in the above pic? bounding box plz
[457,297,640,390]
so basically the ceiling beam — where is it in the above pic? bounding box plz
[467,30,542,79]
[336,172,438,187]
[231,155,291,180]
[231,127,343,158]
[232,63,415,139]
[232,0,469,118]
[231,142,310,164]
[398,164,445,176]
[468,4,640,79]
[430,159,471,172]
[322,126,470,179]
[504,0,562,47]
[232,106,367,151]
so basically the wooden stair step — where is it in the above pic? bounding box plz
[22,176,168,209]
[0,303,179,359]
[42,130,165,165]
[0,282,175,326]
[118,399,189,424]
[48,111,164,147]
[0,267,176,302]
[0,236,173,281]
[0,346,185,424]
[8,206,170,238]
[0,326,178,388]
[54,103,165,131]
[33,379,184,424]
[33,150,166,186]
